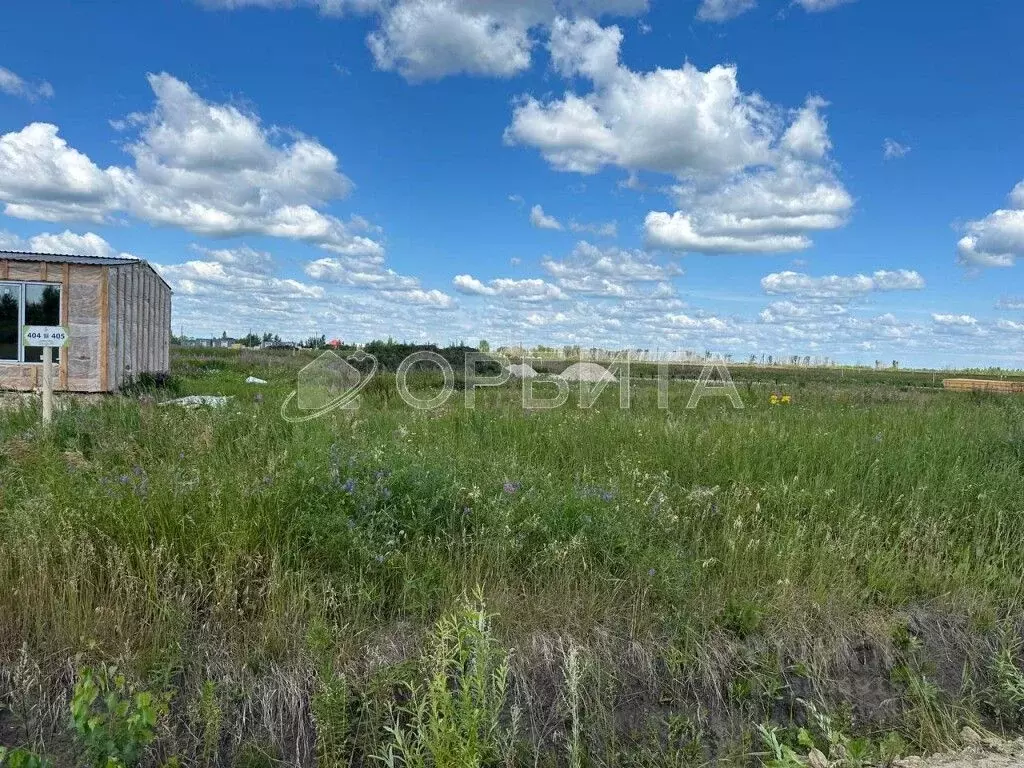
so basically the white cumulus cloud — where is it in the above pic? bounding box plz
[541,240,681,296]
[0,229,136,260]
[211,0,647,81]
[200,0,383,13]
[796,0,856,10]
[957,180,1024,268]
[696,0,756,23]
[453,274,567,302]
[696,0,855,23]
[368,0,534,80]
[0,74,382,259]
[996,296,1024,311]
[530,204,563,230]
[883,138,911,160]
[761,269,925,299]
[568,218,617,237]
[0,66,54,102]
[506,20,852,254]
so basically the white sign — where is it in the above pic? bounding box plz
[23,325,69,348]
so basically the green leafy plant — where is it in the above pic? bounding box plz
[375,590,514,768]
[307,619,353,768]
[754,701,910,768]
[196,679,223,764]
[987,633,1024,727]
[70,665,167,768]
[755,724,809,768]
[0,746,53,768]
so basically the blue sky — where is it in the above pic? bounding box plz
[0,0,1022,368]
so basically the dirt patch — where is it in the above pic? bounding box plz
[898,736,1024,767]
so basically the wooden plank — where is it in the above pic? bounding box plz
[98,266,109,391]
[141,266,149,374]
[154,285,159,371]
[39,262,47,281]
[60,263,70,390]
[131,265,140,379]
[124,265,132,381]
[108,267,119,389]
[117,267,126,388]
[0,260,8,279]
[144,269,152,373]
[145,268,153,373]
[159,284,167,370]
[8,263,37,281]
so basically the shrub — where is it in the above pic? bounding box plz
[70,665,167,768]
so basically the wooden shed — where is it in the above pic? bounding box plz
[0,251,172,393]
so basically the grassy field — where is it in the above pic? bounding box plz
[2,347,1024,766]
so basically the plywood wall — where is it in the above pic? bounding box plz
[66,264,105,392]
[0,259,171,394]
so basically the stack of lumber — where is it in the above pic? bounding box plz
[943,378,1024,394]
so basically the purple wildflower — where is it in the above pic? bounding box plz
[343,478,357,494]
[503,481,520,495]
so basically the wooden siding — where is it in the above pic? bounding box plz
[107,262,172,390]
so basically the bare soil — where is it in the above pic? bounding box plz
[897,737,1024,767]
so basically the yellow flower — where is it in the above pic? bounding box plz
[781,394,792,405]
[769,394,779,405]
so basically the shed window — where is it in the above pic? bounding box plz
[0,282,62,364]
[24,284,62,363]
[0,284,19,361]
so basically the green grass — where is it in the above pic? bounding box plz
[1,347,1023,765]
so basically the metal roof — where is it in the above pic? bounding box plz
[0,250,172,292]
[0,250,140,267]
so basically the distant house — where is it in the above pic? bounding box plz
[0,250,172,393]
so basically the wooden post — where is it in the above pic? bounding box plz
[42,346,53,425]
